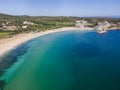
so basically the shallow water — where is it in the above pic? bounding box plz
[1,30,120,90]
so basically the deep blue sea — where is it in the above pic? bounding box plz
[1,30,120,90]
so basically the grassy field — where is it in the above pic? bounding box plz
[0,32,12,38]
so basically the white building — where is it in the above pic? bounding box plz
[2,26,18,31]
[75,20,88,29]
[23,21,34,25]
[95,21,111,31]
[22,26,28,29]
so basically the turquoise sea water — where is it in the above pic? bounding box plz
[1,30,120,90]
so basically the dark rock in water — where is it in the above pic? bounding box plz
[0,80,5,90]
[0,40,33,86]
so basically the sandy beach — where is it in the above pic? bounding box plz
[0,27,93,56]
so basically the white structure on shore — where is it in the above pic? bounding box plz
[23,21,34,25]
[95,21,111,31]
[75,20,89,29]
[22,26,28,29]
[2,25,18,31]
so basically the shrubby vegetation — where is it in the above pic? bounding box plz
[0,13,120,38]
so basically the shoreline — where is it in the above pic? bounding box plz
[0,27,93,56]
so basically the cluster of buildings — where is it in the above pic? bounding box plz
[0,19,119,33]
[75,20,112,33]
[22,21,34,29]
[75,20,88,29]
[2,25,18,31]
[0,21,34,31]
[95,21,111,31]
